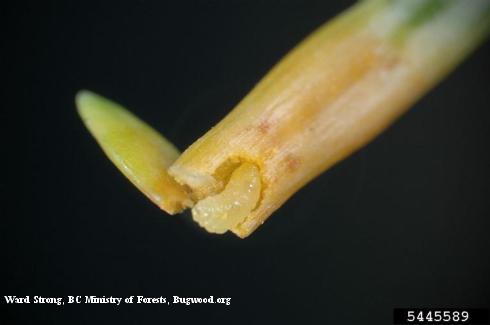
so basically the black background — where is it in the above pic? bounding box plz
[2,1,490,324]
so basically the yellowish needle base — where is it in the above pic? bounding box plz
[77,0,490,237]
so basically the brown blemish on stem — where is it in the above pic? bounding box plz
[258,120,271,135]
[284,154,301,173]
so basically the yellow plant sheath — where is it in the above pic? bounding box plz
[168,0,490,237]
[78,0,490,237]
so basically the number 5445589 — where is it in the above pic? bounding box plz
[407,310,469,323]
